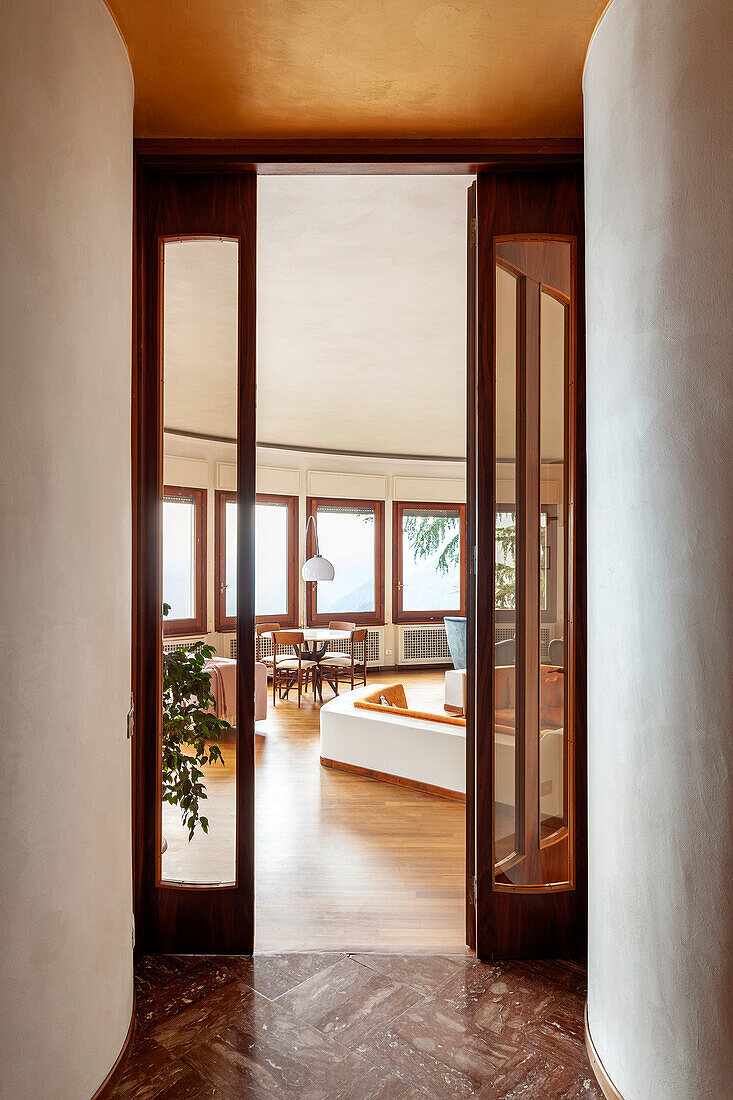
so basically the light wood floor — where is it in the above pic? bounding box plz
[163,669,466,954]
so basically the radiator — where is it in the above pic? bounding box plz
[397,625,552,666]
[398,624,452,666]
[162,637,206,654]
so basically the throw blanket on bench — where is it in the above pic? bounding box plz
[204,657,237,723]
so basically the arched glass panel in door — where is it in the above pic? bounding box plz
[493,235,575,892]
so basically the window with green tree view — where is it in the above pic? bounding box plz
[393,502,465,622]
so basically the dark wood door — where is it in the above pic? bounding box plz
[474,168,587,958]
[133,170,257,953]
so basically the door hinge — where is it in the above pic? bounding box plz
[470,216,477,246]
[469,545,477,575]
[131,914,136,950]
[127,694,135,740]
[469,874,478,906]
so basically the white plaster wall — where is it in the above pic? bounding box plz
[0,1,134,1095]
[584,1,733,1096]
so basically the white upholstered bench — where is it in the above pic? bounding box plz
[319,683,466,801]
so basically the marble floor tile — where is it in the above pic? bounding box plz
[357,995,512,1097]
[297,1050,416,1100]
[137,956,245,1032]
[476,1049,603,1100]
[182,1000,350,1097]
[109,1035,191,1100]
[152,981,271,1058]
[153,1067,219,1099]
[350,953,470,997]
[276,955,422,1049]
[113,953,599,1100]
[220,951,343,1001]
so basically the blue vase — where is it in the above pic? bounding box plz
[444,616,467,670]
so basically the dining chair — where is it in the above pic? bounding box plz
[255,622,281,677]
[320,627,368,694]
[271,630,316,708]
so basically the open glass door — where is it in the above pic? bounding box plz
[474,169,586,958]
[134,172,256,954]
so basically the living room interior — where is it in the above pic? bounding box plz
[160,174,473,950]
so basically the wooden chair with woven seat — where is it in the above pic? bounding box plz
[320,626,368,695]
[271,630,316,708]
[255,622,281,678]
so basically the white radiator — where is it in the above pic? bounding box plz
[398,624,452,666]
[397,624,552,666]
[162,637,206,654]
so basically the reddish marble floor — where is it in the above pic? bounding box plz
[110,953,601,1099]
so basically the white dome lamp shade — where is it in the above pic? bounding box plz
[302,514,335,582]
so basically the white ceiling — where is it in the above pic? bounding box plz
[163,175,470,457]
[162,175,565,462]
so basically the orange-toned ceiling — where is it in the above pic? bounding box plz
[106,0,606,139]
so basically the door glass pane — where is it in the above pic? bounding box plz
[163,498,195,620]
[494,261,518,861]
[161,238,239,886]
[401,507,462,613]
[314,505,375,615]
[255,501,289,617]
[493,237,573,890]
[540,288,567,842]
[225,498,237,619]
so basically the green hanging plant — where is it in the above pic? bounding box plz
[162,604,229,841]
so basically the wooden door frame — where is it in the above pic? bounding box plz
[132,140,584,958]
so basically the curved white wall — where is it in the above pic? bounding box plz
[0,1,134,1095]
[584,1,733,1097]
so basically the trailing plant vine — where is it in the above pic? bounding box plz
[162,604,228,841]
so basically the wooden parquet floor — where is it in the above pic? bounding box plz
[161,669,466,953]
[255,670,466,953]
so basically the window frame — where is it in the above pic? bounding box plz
[494,504,558,624]
[162,484,207,637]
[305,496,385,627]
[215,490,299,632]
[392,500,467,624]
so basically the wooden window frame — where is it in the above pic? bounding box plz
[215,490,299,631]
[162,485,207,637]
[305,497,385,627]
[494,504,558,624]
[392,501,467,624]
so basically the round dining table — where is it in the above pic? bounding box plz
[261,628,352,702]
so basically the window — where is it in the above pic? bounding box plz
[306,498,385,626]
[393,502,466,622]
[494,506,557,623]
[162,485,207,636]
[215,491,298,631]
